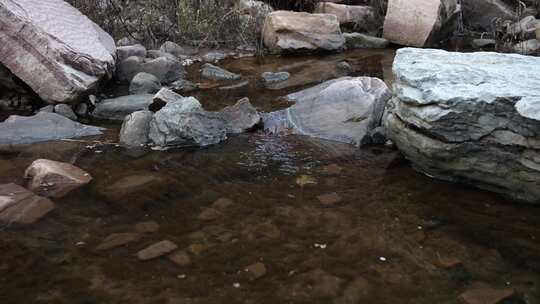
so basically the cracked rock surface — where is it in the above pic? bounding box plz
[385,48,540,203]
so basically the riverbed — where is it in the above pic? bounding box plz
[0,49,539,304]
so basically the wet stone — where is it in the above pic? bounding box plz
[321,164,343,175]
[459,285,517,304]
[24,159,92,198]
[244,262,267,280]
[137,240,178,261]
[188,243,207,256]
[167,250,192,267]
[211,198,233,211]
[0,183,55,225]
[317,193,342,206]
[96,232,141,251]
[433,255,463,269]
[198,208,222,221]
[134,221,160,233]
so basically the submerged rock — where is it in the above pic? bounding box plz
[117,56,185,84]
[262,11,345,53]
[24,159,92,198]
[0,183,55,225]
[201,63,241,81]
[383,0,458,47]
[92,94,154,121]
[385,48,540,203]
[0,0,115,104]
[459,285,516,304]
[220,98,261,133]
[0,112,103,148]
[96,232,141,251]
[119,110,153,147]
[137,240,178,261]
[261,71,290,87]
[263,77,391,146]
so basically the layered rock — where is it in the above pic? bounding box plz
[385,48,540,203]
[263,77,391,146]
[0,112,103,148]
[383,0,458,47]
[92,94,154,121]
[262,11,345,53]
[24,159,92,198]
[0,0,116,104]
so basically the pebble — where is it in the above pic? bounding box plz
[189,243,206,256]
[317,193,342,206]
[433,255,462,269]
[96,233,141,251]
[135,221,160,233]
[244,262,267,280]
[198,208,222,221]
[137,240,178,261]
[167,250,192,266]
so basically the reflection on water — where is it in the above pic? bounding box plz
[0,49,539,304]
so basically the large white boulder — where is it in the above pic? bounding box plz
[0,0,116,104]
[262,11,345,53]
[385,48,540,203]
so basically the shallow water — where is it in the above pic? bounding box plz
[1,49,539,304]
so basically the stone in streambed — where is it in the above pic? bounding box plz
[211,198,233,211]
[24,159,92,198]
[117,44,147,62]
[317,192,342,206]
[0,183,55,225]
[344,33,389,49]
[96,232,141,251]
[198,208,222,221]
[459,285,517,304]
[244,262,267,280]
[54,104,77,121]
[137,240,178,260]
[0,112,103,148]
[129,72,161,95]
[201,63,241,81]
[134,221,160,233]
[167,250,192,266]
[92,94,154,121]
[119,110,153,147]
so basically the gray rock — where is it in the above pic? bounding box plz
[507,16,539,37]
[92,94,154,121]
[146,50,178,60]
[54,104,77,121]
[0,0,115,104]
[218,80,250,91]
[119,110,153,147]
[385,48,540,203]
[117,37,138,46]
[314,2,377,31]
[148,97,227,148]
[202,51,227,62]
[471,39,496,49]
[344,33,389,49]
[263,77,391,146]
[0,112,103,148]
[129,72,161,95]
[24,159,92,198]
[463,0,517,32]
[263,11,345,53]
[201,63,241,81]
[513,39,540,55]
[171,79,198,93]
[75,103,88,117]
[39,105,54,113]
[261,71,290,85]
[220,98,261,133]
[117,44,147,62]
[160,41,187,57]
[151,88,184,111]
[117,56,185,84]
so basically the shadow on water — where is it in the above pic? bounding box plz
[0,48,539,304]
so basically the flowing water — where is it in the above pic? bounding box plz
[1,49,539,304]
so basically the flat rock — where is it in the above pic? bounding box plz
[135,221,160,233]
[211,198,233,210]
[96,232,141,251]
[0,183,55,225]
[0,112,103,148]
[137,240,178,261]
[263,77,391,146]
[201,63,241,81]
[385,48,540,204]
[244,262,267,280]
[220,98,261,133]
[262,11,345,53]
[129,72,161,95]
[198,208,222,221]
[433,256,462,269]
[24,159,92,198]
[459,285,516,304]
[344,33,389,49]
[92,94,154,121]
[317,192,342,206]
[0,0,115,104]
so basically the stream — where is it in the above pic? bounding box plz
[1,49,539,304]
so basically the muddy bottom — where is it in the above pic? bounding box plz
[0,49,539,304]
